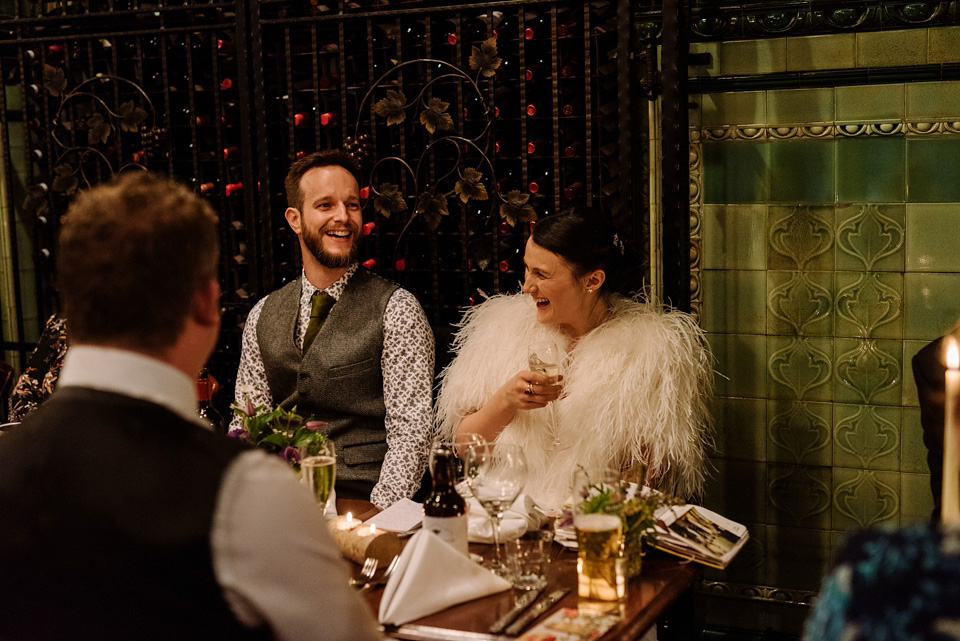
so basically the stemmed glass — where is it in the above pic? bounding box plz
[465,443,528,577]
[527,341,563,450]
[301,440,337,513]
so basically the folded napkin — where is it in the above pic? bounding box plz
[378,529,511,625]
[467,494,548,544]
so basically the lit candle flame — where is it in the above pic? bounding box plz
[346,512,353,524]
[948,340,959,370]
[369,523,377,534]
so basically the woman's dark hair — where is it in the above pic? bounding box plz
[531,206,632,296]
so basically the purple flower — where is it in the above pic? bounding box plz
[281,446,300,464]
[305,420,327,432]
[228,428,253,444]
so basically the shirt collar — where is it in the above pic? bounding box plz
[300,262,358,301]
[58,345,204,427]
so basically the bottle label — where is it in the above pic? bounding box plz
[422,513,469,556]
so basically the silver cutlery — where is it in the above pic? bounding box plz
[361,554,399,590]
[349,557,378,589]
[488,586,544,634]
[504,588,570,636]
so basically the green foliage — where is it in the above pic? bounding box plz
[230,402,328,470]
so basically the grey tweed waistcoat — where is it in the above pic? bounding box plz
[257,269,398,499]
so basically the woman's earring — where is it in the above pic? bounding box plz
[587,288,594,293]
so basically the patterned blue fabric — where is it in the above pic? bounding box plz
[804,523,960,641]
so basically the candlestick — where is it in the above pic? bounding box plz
[942,339,960,524]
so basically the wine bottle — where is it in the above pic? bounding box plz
[423,443,468,556]
[196,368,226,434]
[563,181,584,200]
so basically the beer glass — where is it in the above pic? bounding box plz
[572,468,626,604]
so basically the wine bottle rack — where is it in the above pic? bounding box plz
[0,0,639,400]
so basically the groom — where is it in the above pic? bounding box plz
[0,172,381,641]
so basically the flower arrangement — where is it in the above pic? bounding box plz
[229,398,328,471]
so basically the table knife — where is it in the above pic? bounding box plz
[488,586,544,634]
[504,588,570,636]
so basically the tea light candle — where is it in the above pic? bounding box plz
[942,339,960,524]
[327,517,401,565]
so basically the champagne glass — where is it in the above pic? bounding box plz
[527,341,563,450]
[301,440,336,512]
[466,443,527,577]
[449,432,487,497]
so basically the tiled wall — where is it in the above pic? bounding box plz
[688,26,960,635]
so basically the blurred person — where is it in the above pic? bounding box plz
[436,206,713,512]
[0,172,381,641]
[7,313,67,422]
[231,149,434,508]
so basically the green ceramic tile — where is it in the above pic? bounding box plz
[836,84,905,122]
[901,407,927,473]
[767,205,836,271]
[766,525,833,590]
[767,463,832,528]
[833,338,903,406]
[689,42,720,77]
[701,91,766,127]
[701,595,770,631]
[767,336,834,401]
[832,467,900,530]
[689,92,703,129]
[906,204,960,271]
[767,271,834,337]
[705,459,767,524]
[710,333,768,399]
[907,138,960,203]
[786,34,856,71]
[767,400,833,465]
[703,204,768,269]
[767,88,835,125]
[703,141,770,204]
[711,397,767,461]
[929,27,960,64]
[833,404,901,471]
[720,39,787,76]
[769,140,836,204]
[702,269,767,334]
[837,136,906,203]
[835,203,906,272]
[902,340,929,407]
[901,472,935,524]
[834,272,903,339]
[904,273,960,340]
[856,30,927,68]
[905,81,960,120]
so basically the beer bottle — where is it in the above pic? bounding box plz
[423,443,469,555]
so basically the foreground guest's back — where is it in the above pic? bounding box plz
[0,172,381,641]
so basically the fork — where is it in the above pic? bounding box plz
[349,557,378,589]
[362,554,399,590]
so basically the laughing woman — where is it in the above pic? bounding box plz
[436,207,714,512]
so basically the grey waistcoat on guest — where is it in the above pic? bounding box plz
[257,268,398,499]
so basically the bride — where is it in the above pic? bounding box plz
[436,207,714,512]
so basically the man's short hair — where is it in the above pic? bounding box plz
[57,171,220,352]
[284,149,362,211]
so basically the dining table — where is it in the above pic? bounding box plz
[336,499,701,641]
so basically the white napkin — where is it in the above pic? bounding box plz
[467,494,548,544]
[378,529,511,625]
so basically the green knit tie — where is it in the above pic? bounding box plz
[303,291,335,351]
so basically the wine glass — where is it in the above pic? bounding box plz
[301,440,337,513]
[465,443,528,577]
[448,432,487,497]
[527,341,563,450]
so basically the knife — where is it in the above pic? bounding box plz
[488,586,544,634]
[504,588,570,636]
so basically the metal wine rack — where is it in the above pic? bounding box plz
[0,0,636,408]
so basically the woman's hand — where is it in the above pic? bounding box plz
[498,370,563,411]
[454,372,563,443]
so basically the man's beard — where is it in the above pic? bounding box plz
[302,220,361,269]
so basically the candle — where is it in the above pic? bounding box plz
[942,339,960,524]
[332,512,359,532]
[327,517,401,565]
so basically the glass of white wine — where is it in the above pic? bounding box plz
[301,440,336,512]
[527,341,563,449]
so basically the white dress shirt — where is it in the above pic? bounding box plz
[232,264,435,508]
[59,346,382,641]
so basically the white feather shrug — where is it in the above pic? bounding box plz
[436,293,713,512]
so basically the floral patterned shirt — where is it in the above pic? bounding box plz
[231,264,435,508]
[804,523,960,641]
[8,314,68,423]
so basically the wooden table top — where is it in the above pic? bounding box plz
[337,499,700,641]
